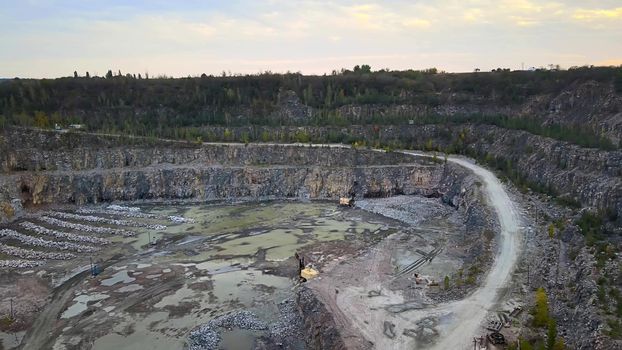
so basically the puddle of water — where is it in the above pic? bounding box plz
[101,270,135,286]
[221,329,259,350]
[210,269,291,308]
[61,293,109,319]
[91,312,179,350]
[116,284,144,293]
[0,331,25,350]
[154,285,197,308]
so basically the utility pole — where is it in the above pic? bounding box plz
[9,298,14,320]
[534,206,538,224]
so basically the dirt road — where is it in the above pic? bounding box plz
[401,151,523,349]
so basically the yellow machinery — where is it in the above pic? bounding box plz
[300,267,319,280]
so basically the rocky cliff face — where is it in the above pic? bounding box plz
[191,124,622,219]
[0,129,444,223]
[333,80,622,145]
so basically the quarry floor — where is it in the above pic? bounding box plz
[0,197,477,350]
[306,154,525,350]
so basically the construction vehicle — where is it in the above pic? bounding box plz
[339,196,355,207]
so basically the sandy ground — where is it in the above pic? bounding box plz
[309,152,524,349]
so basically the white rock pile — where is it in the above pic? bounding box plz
[40,216,135,236]
[79,208,195,224]
[48,211,166,230]
[19,221,110,245]
[107,205,141,212]
[168,215,195,224]
[0,229,97,253]
[0,259,44,269]
[0,242,74,260]
[78,207,157,219]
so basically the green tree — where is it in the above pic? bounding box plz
[533,287,550,327]
[106,70,113,79]
[547,319,557,350]
[34,111,50,128]
[552,338,565,350]
[241,131,250,144]
[444,275,450,289]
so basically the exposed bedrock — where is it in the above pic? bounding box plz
[185,123,622,217]
[3,164,440,207]
[0,129,460,223]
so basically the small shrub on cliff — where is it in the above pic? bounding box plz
[0,315,15,330]
[223,128,233,141]
[548,223,555,238]
[1,203,15,219]
[241,132,250,144]
[294,130,310,143]
[607,319,622,339]
[443,275,450,289]
[552,338,566,350]
[576,211,605,246]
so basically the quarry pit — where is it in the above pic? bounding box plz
[0,129,521,350]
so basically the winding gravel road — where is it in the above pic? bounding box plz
[402,151,523,349]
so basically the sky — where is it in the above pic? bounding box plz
[0,0,621,78]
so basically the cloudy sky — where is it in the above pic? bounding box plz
[1,0,621,78]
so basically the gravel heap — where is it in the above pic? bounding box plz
[78,207,158,219]
[19,221,110,245]
[106,205,141,212]
[187,310,268,350]
[48,211,167,230]
[168,215,195,224]
[79,208,195,224]
[268,298,303,344]
[0,242,74,260]
[0,259,44,269]
[39,216,135,236]
[0,229,97,253]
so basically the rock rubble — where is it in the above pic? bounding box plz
[48,211,166,230]
[0,259,44,269]
[0,229,97,252]
[19,221,110,245]
[39,216,135,236]
[0,242,74,260]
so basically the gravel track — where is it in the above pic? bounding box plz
[401,151,523,350]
